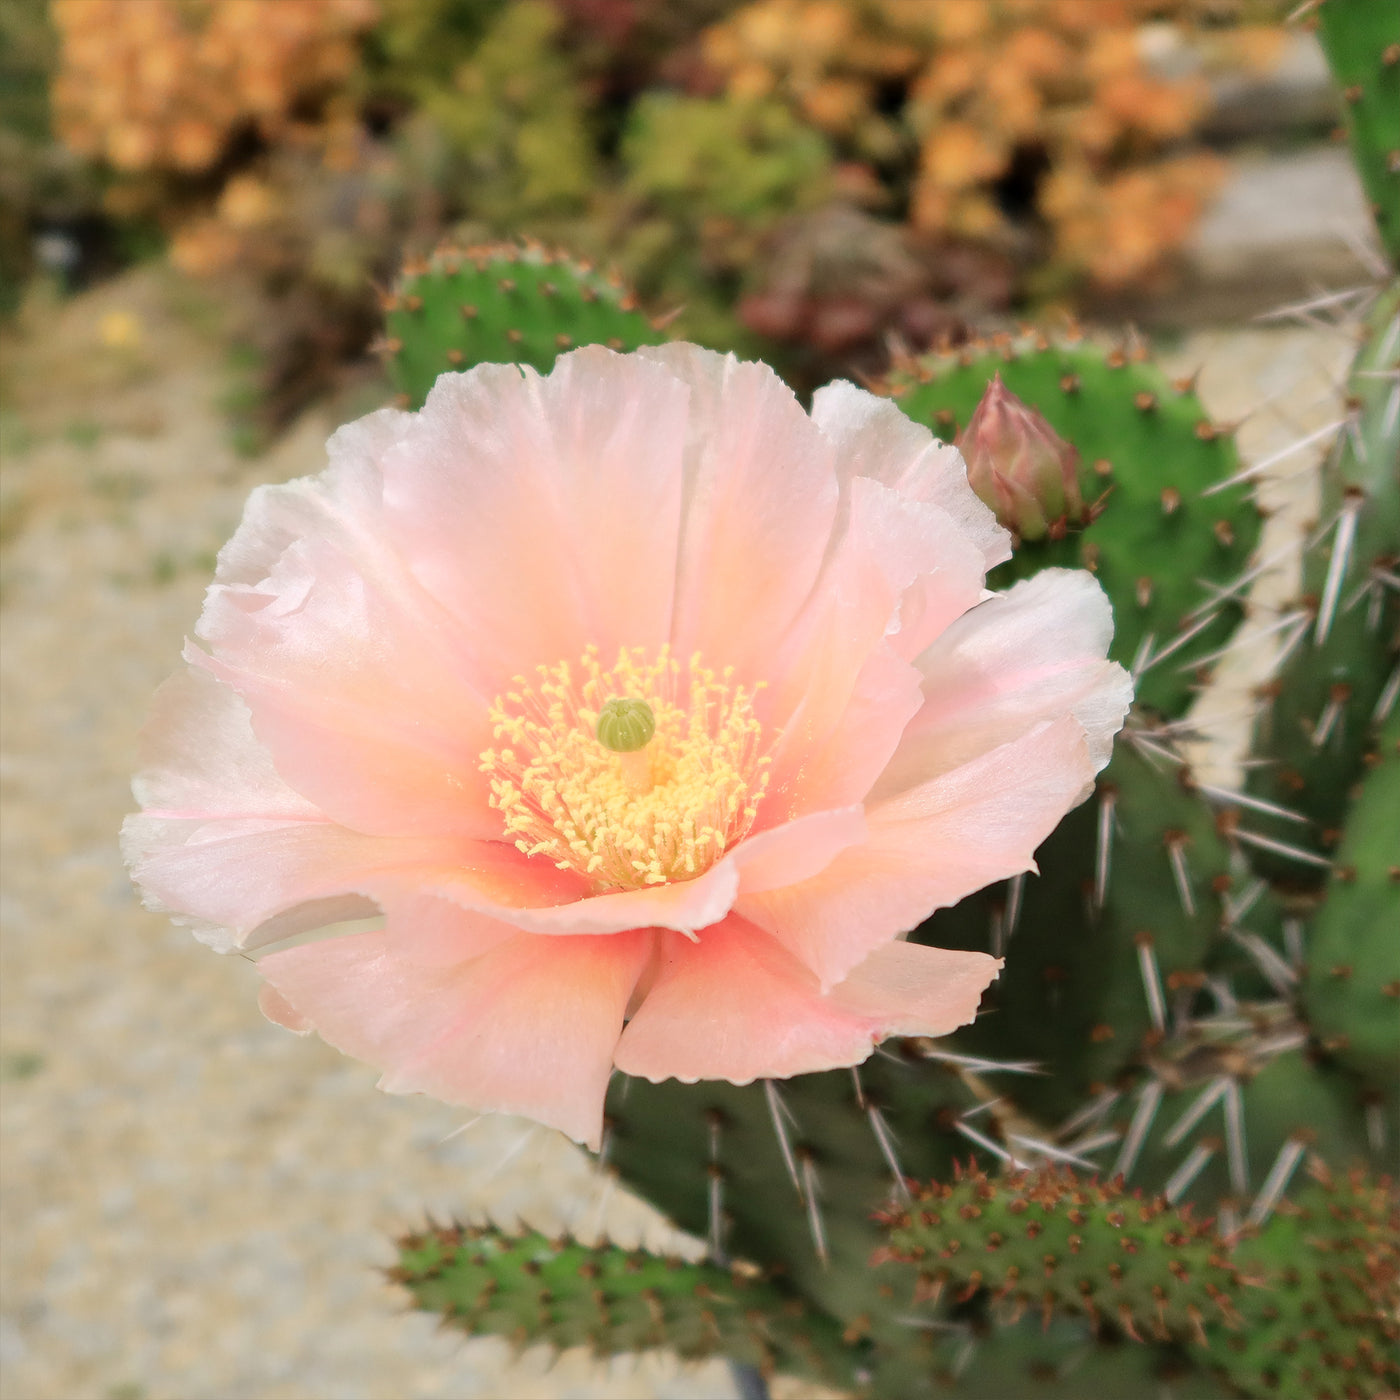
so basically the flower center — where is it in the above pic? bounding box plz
[480,645,770,891]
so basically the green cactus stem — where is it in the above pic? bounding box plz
[602,1052,993,1399]
[874,1160,1400,1399]
[1302,705,1400,1084]
[1315,0,1400,268]
[391,1222,864,1388]
[1242,281,1399,886]
[382,242,665,409]
[919,1314,1232,1400]
[1097,1043,1396,1219]
[874,1162,1257,1344]
[879,334,1262,719]
[919,710,1235,1125]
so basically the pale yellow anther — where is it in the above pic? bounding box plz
[479,645,771,892]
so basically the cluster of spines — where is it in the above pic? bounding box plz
[391,1222,862,1386]
[381,241,665,409]
[877,330,1261,721]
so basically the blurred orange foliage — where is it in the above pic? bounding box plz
[701,0,1275,289]
[51,0,377,176]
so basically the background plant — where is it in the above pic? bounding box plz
[27,0,1301,417]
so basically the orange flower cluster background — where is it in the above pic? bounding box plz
[51,0,377,176]
[703,0,1273,288]
[22,0,1289,410]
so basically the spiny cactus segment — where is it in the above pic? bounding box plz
[1314,0,1400,268]
[1243,281,1400,887]
[1097,1045,1395,1221]
[873,1162,1257,1345]
[921,712,1245,1125]
[879,334,1261,719]
[602,1053,981,1335]
[1302,706,1400,1084]
[1223,1161,1400,1400]
[391,1222,864,1386]
[382,242,666,409]
[874,1160,1400,1399]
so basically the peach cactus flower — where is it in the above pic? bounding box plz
[123,345,1131,1149]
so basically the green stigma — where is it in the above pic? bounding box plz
[596,697,656,753]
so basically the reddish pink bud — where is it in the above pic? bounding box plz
[956,375,1085,542]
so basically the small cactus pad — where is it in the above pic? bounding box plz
[1302,706,1400,1084]
[1219,1163,1400,1399]
[874,1161,1400,1399]
[1243,281,1399,885]
[874,1162,1255,1345]
[879,335,1260,719]
[1316,0,1400,268]
[391,1223,862,1386]
[383,243,664,408]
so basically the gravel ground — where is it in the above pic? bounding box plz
[0,265,1355,1400]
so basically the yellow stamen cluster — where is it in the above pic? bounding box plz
[480,646,770,891]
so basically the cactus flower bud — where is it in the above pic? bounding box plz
[956,375,1085,542]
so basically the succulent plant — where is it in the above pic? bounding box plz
[382,241,665,408]
[392,1221,864,1388]
[1314,0,1400,267]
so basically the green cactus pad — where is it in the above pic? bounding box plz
[603,1054,982,1398]
[383,243,665,408]
[1243,281,1400,886]
[1100,1047,1395,1213]
[1303,706,1400,1084]
[874,1161,1400,1399]
[921,1315,1231,1400]
[919,714,1233,1123]
[1316,0,1400,268]
[391,1222,863,1386]
[1220,1163,1400,1400]
[879,335,1261,719]
[874,1162,1257,1343]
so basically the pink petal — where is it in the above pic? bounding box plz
[412,807,867,940]
[193,415,499,838]
[382,349,687,681]
[737,715,1098,989]
[421,855,740,938]
[258,926,654,1149]
[381,891,526,969]
[121,668,474,950]
[825,940,1003,1036]
[638,344,840,684]
[728,806,868,894]
[614,918,999,1085]
[258,983,312,1033]
[809,380,1010,570]
[761,478,986,817]
[875,570,1132,800]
